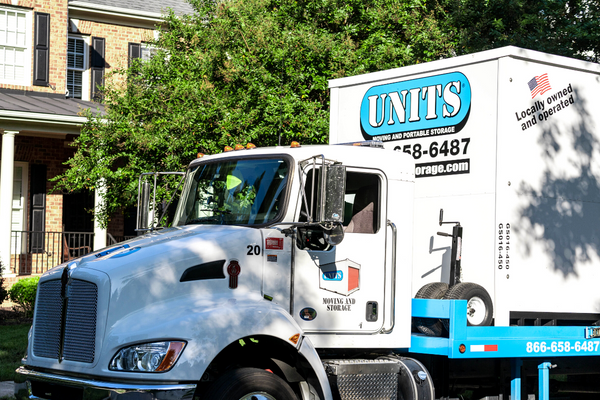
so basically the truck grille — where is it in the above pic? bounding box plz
[33,279,98,363]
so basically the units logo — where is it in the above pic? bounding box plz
[319,259,360,296]
[360,72,472,142]
[322,270,343,281]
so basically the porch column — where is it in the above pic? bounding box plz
[0,130,18,274]
[93,182,107,251]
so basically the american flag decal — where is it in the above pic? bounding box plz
[528,73,551,99]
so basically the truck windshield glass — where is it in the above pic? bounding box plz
[173,158,289,226]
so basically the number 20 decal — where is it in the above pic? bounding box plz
[247,245,261,256]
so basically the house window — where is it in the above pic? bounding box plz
[0,7,30,85]
[67,36,87,99]
[141,43,157,61]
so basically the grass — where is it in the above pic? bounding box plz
[0,323,30,382]
[0,320,30,400]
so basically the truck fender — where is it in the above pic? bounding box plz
[185,297,333,400]
[166,295,305,372]
[299,336,334,400]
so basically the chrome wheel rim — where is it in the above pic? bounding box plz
[467,296,486,325]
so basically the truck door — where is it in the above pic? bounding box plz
[292,168,388,334]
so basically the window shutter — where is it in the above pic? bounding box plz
[33,12,50,87]
[128,42,141,67]
[90,37,105,101]
[30,164,47,253]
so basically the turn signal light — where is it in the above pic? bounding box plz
[290,141,301,148]
[289,333,300,344]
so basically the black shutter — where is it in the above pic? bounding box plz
[90,37,105,101]
[128,42,141,67]
[33,12,50,87]
[30,164,47,253]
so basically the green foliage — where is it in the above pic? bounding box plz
[0,258,7,305]
[52,0,455,226]
[8,277,40,317]
[449,0,600,61]
[54,0,599,228]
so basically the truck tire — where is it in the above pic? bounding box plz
[202,367,299,400]
[443,282,493,327]
[413,282,449,336]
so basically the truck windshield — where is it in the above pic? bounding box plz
[173,158,289,226]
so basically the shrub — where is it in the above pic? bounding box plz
[0,257,7,304]
[8,276,40,317]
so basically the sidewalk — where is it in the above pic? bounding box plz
[0,381,14,398]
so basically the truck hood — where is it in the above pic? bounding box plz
[49,224,258,274]
[41,225,266,337]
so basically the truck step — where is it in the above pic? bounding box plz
[323,357,434,400]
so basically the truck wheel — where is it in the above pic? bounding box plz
[443,282,493,327]
[203,367,298,400]
[413,282,448,336]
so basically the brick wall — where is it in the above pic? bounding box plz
[15,135,73,192]
[70,17,154,89]
[0,0,152,95]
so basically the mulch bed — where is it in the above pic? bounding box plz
[0,307,32,326]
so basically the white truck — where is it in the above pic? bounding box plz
[17,46,600,400]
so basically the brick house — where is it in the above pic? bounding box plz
[0,0,193,284]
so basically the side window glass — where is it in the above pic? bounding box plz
[344,172,380,234]
[297,169,380,252]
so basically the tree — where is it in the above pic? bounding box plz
[449,0,600,62]
[53,0,456,227]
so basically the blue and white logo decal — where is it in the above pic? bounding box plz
[360,72,471,142]
[322,270,343,281]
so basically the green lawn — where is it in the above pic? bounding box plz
[0,324,30,382]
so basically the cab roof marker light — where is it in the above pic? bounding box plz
[246,143,256,149]
[197,152,204,158]
[290,141,301,148]
[234,144,245,150]
[224,146,233,152]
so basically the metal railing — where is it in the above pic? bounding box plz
[9,231,95,275]
[107,233,136,246]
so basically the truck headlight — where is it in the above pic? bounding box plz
[109,341,186,372]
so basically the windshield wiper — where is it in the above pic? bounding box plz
[187,210,232,225]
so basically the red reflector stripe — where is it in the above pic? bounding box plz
[470,344,498,352]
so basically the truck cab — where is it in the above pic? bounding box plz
[18,143,425,400]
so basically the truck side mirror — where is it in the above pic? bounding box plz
[318,163,346,224]
[323,223,344,246]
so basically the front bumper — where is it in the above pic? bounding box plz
[16,366,197,400]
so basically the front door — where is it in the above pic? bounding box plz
[292,168,387,334]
